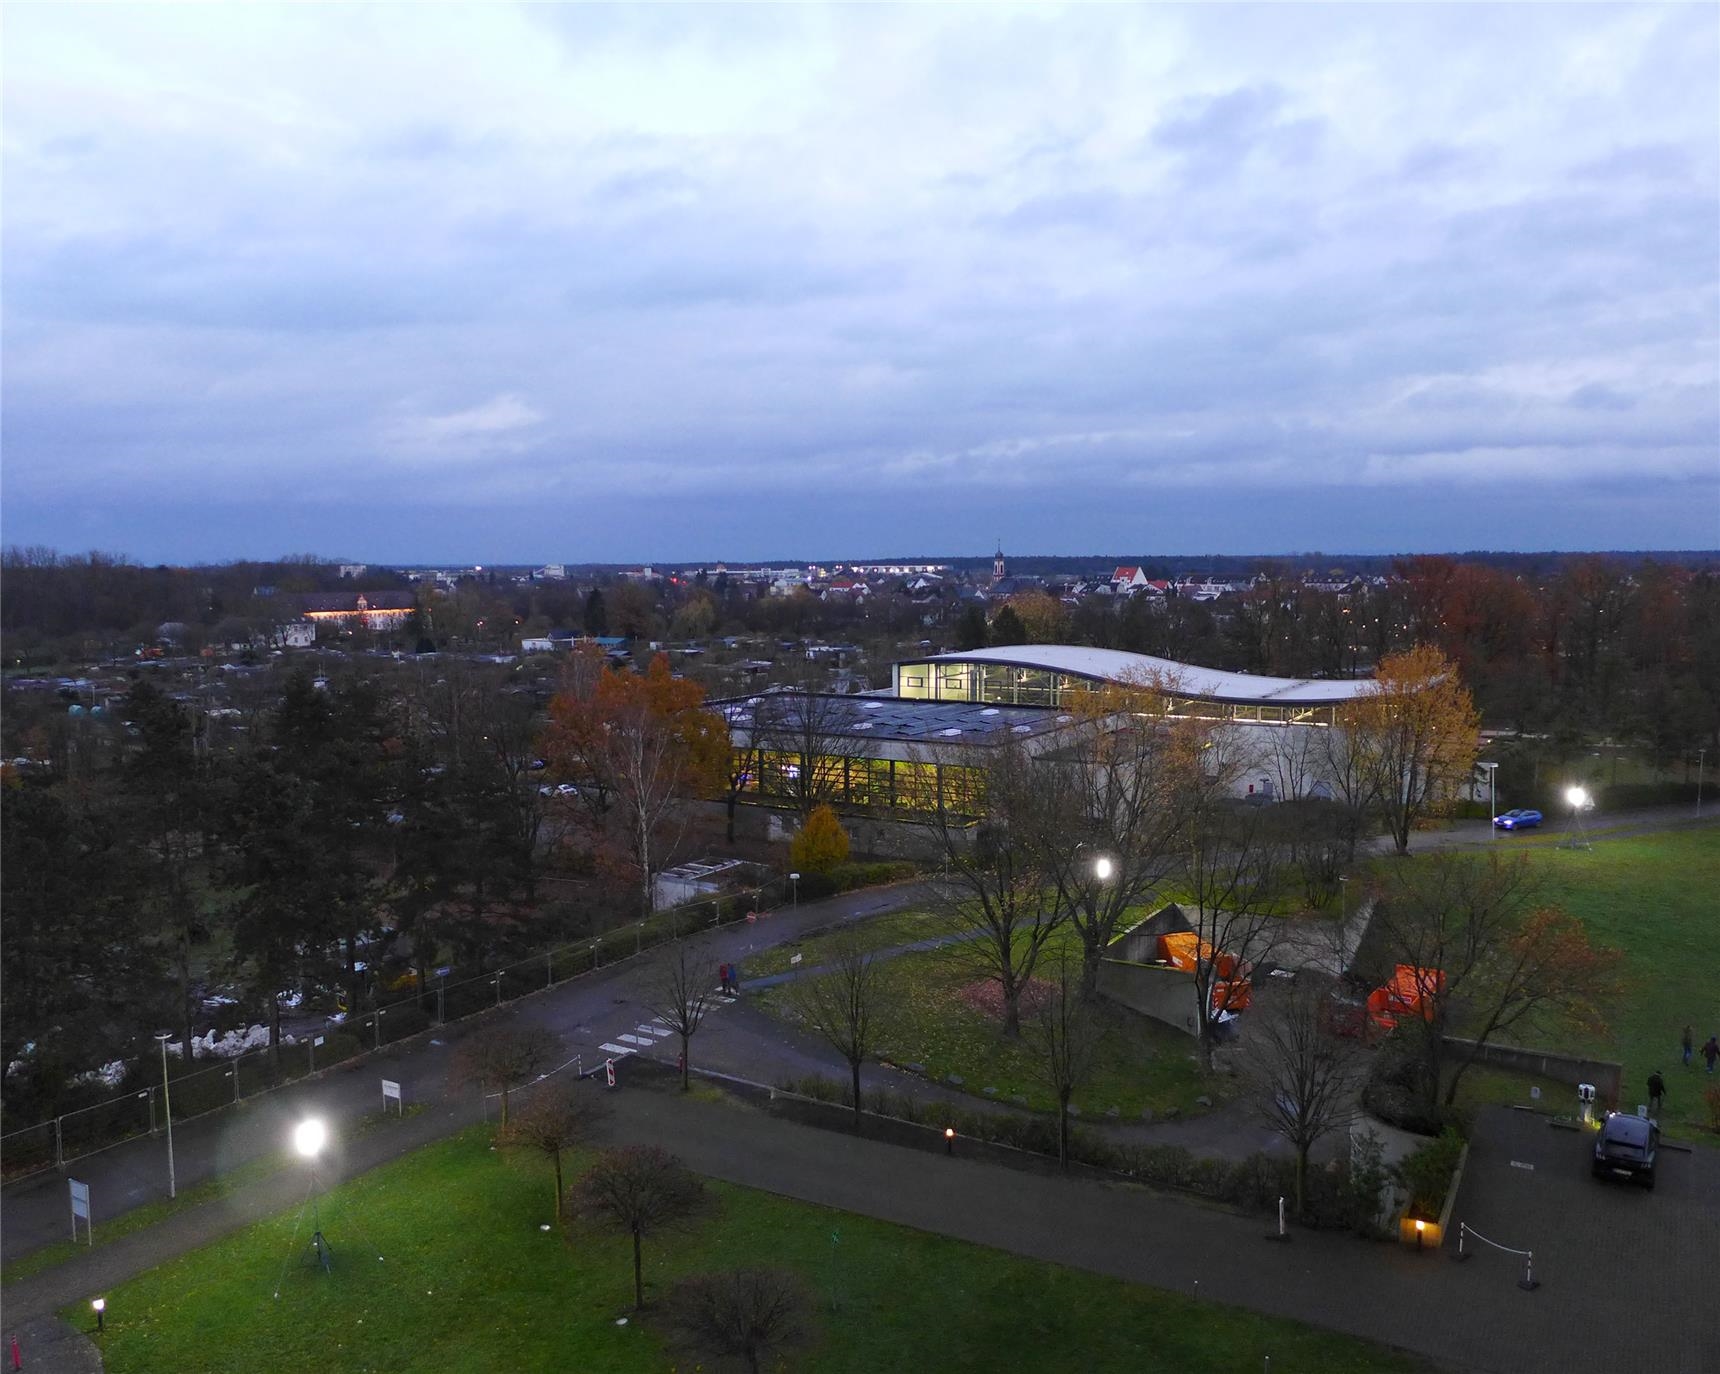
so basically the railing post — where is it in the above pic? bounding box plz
[54,1116,64,1170]
[233,1052,242,1104]
[147,1085,158,1135]
[373,1011,382,1052]
[493,972,502,1008]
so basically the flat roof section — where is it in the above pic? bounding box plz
[716,694,1070,744]
[898,645,1374,706]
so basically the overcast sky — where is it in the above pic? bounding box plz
[4,4,1716,565]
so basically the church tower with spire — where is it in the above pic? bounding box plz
[992,543,1007,584]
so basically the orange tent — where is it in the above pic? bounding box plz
[1158,932,1240,979]
[1211,978,1252,1014]
[1367,965,1445,1029]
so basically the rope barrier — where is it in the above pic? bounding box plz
[1454,1223,1539,1290]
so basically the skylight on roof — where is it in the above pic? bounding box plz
[862,701,885,709]
[980,708,1000,715]
[940,728,962,736]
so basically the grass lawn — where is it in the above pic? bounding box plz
[743,907,948,979]
[75,1127,1430,1374]
[1518,829,1720,1138]
[759,933,1225,1119]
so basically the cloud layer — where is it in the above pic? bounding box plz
[3,4,1715,562]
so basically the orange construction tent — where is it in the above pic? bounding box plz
[1367,965,1445,1029]
[1158,931,1240,979]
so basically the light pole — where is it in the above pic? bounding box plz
[789,872,800,909]
[1698,749,1706,819]
[1339,874,1349,923]
[1564,785,1590,850]
[155,1032,176,1199]
[1477,761,1498,837]
[294,1118,333,1274]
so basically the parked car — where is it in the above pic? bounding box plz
[1592,1112,1658,1190]
[1494,808,1543,831]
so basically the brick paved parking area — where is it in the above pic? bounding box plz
[1450,1107,1720,1373]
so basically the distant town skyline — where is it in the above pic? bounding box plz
[4,5,1716,563]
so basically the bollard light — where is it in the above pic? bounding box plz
[92,1296,106,1333]
[944,1126,955,1156]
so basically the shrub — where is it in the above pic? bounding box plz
[790,805,850,875]
[1395,1125,1465,1217]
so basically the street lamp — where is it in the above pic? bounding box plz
[1092,855,1115,882]
[1339,874,1350,923]
[1564,785,1590,850]
[294,1118,333,1274]
[789,872,800,909]
[154,1032,176,1199]
[1477,761,1498,836]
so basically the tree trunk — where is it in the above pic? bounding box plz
[1294,1145,1308,1216]
[1080,944,1103,1003]
[269,995,282,1075]
[1057,1096,1070,1168]
[850,1059,863,1132]
[725,792,738,845]
[632,1227,644,1310]
[179,929,195,1063]
[500,1084,510,1127]
[552,1149,563,1219]
[680,1033,690,1090]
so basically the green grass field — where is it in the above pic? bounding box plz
[759,934,1223,1118]
[1517,829,1720,1135]
[73,1127,1429,1373]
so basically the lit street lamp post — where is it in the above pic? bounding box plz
[789,872,800,909]
[154,1032,176,1199]
[1564,785,1590,850]
[1478,761,1498,837]
[294,1118,333,1273]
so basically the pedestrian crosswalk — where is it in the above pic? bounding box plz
[595,989,737,1063]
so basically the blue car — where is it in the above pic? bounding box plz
[1494,808,1543,831]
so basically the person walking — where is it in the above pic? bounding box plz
[10,1331,20,1372]
[1703,1035,1720,1074]
[1681,1025,1694,1067]
[1647,1070,1666,1117]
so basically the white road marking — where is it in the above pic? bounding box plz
[635,1025,671,1038]
[617,1034,654,1047]
[598,1043,634,1056]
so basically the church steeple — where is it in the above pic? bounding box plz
[992,543,1006,584]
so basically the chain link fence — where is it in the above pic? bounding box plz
[1,881,786,1184]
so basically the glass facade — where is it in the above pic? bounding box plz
[733,750,985,815]
[894,659,1337,726]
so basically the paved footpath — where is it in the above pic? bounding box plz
[12,1080,1715,1374]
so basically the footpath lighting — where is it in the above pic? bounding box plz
[1092,855,1115,882]
[294,1118,328,1160]
[1564,786,1591,850]
[789,872,801,908]
[1414,1218,1427,1251]
[154,1032,176,1200]
[294,1118,334,1274]
[91,1297,105,1334]
[944,1127,956,1157]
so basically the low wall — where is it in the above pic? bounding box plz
[1095,959,1199,1036]
[1107,905,1192,964]
[1442,1037,1623,1109]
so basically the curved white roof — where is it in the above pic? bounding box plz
[904,645,1374,706]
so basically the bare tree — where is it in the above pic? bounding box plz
[1181,803,1290,1070]
[643,942,720,1089]
[1023,953,1103,1168]
[919,738,1068,1037]
[1372,852,1623,1112]
[497,1081,599,1223]
[785,934,889,1130]
[1245,975,1366,1215]
[569,1145,705,1311]
[748,685,872,821]
[667,1268,814,1374]
[1037,691,1209,1000]
[450,1024,564,1127]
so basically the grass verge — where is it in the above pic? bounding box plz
[71,1126,1430,1373]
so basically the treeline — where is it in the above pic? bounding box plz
[1,662,558,1124]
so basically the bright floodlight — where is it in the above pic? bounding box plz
[293,1118,328,1159]
[91,1298,105,1313]
[1565,786,1589,809]
[1093,856,1115,882]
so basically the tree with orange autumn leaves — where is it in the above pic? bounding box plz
[543,648,727,914]
[1337,645,1480,855]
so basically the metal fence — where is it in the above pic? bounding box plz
[1,881,786,1183]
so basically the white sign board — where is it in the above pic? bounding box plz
[313,1035,325,1048]
[69,1178,92,1243]
[382,1078,403,1114]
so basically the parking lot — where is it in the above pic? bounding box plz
[1449,1106,1720,1372]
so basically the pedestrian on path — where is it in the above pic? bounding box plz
[1647,1071,1666,1117]
[1703,1036,1720,1073]
[1682,1025,1694,1067]
[10,1331,20,1371]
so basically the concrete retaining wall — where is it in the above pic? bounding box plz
[1442,1037,1623,1109]
[1095,959,1199,1036]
